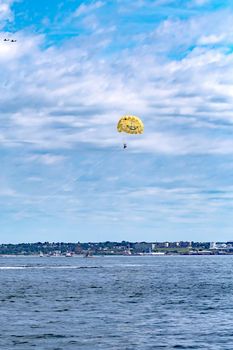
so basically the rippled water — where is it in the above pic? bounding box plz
[0,255,233,349]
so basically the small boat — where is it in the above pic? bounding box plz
[65,252,73,257]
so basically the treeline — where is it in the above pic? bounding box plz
[0,241,131,255]
[0,241,213,255]
[0,242,77,255]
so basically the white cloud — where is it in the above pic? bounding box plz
[1,6,233,159]
[0,0,14,26]
[74,1,105,17]
[192,0,210,5]
[0,186,17,197]
[26,154,67,165]
[2,0,233,241]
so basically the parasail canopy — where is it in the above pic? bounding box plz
[117,115,144,134]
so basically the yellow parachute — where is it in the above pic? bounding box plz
[117,115,144,135]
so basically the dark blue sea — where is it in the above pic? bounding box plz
[0,255,232,349]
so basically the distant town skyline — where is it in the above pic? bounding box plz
[1,0,233,242]
[1,240,233,256]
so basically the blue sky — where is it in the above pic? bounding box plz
[1,0,233,243]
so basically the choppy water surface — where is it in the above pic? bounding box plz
[0,255,233,349]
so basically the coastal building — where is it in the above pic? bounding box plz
[210,242,217,249]
[133,242,153,253]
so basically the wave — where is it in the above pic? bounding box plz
[0,266,101,270]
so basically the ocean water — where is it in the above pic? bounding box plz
[0,255,233,350]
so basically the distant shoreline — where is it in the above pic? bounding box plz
[0,241,231,256]
[0,253,232,257]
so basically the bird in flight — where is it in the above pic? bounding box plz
[2,38,17,42]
